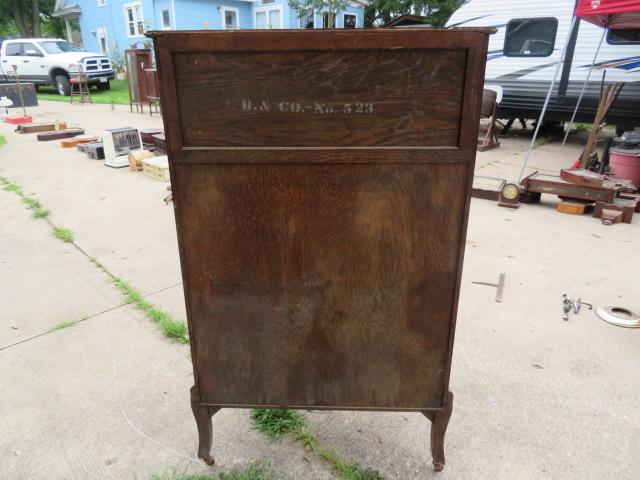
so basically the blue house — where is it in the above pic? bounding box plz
[53,0,367,59]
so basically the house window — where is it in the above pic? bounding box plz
[504,17,558,57]
[255,6,282,29]
[606,29,640,44]
[299,9,314,29]
[124,2,145,38]
[343,13,356,28]
[97,0,107,6]
[161,9,171,29]
[222,7,239,29]
[322,11,336,29]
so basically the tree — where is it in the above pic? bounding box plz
[0,0,64,38]
[365,0,464,28]
[288,0,349,29]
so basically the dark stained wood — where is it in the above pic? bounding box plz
[150,28,492,470]
[174,49,465,148]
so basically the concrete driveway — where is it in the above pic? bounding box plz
[1,101,638,480]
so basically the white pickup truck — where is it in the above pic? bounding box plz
[0,38,115,96]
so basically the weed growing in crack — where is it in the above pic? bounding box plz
[48,319,76,332]
[111,277,188,343]
[150,463,276,480]
[251,410,385,479]
[53,227,74,243]
[251,408,307,440]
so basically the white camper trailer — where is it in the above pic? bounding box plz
[446,0,640,132]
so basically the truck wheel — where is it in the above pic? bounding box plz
[96,81,111,91]
[55,75,71,96]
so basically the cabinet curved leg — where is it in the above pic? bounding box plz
[190,386,220,466]
[423,391,453,472]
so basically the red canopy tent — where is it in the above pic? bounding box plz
[518,0,640,180]
[574,0,640,29]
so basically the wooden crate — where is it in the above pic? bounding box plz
[557,200,592,215]
[142,155,170,181]
[149,28,492,471]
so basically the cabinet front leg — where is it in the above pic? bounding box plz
[190,386,220,466]
[422,391,454,472]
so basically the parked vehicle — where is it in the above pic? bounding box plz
[446,0,640,132]
[0,38,115,96]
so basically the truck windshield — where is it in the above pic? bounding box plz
[38,41,84,54]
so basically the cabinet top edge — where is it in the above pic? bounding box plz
[146,27,497,40]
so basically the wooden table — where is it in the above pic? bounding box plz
[149,28,492,471]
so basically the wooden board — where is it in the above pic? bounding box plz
[557,200,592,215]
[142,155,170,181]
[150,28,492,470]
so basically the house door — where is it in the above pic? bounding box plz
[255,6,282,29]
[96,28,109,55]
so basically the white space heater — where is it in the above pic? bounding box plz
[103,127,143,168]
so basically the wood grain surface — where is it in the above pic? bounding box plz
[150,29,492,412]
[175,161,468,408]
[174,49,465,148]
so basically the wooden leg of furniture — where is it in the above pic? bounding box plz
[190,386,220,465]
[422,391,453,472]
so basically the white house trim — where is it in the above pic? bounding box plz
[123,1,145,38]
[254,4,283,29]
[171,0,177,29]
[221,6,241,29]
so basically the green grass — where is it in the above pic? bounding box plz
[250,409,307,440]
[32,207,51,218]
[37,79,129,105]
[53,227,74,243]
[0,134,5,148]
[574,122,592,132]
[251,411,384,480]
[48,319,78,332]
[111,277,189,343]
[318,447,384,480]
[3,182,23,194]
[535,132,562,147]
[150,464,275,480]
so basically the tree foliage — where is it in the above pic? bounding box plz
[365,0,465,27]
[288,0,349,28]
[0,0,65,38]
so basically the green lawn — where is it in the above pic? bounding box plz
[37,79,129,105]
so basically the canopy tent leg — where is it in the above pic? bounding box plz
[560,28,607,151]
[517,15,579,182]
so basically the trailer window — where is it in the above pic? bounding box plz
[504,17,558,57]
[607,29,640,44]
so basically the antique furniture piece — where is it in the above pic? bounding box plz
[520,171,618,204]
[498,182,521,208]
[102,127,143,168]
[150,28,492,471]
[125,48,154,113]
[36,128,84,141]
[477,86,501,152]
[70,68,92,105]
[151,133,165,155]
[144,68,161,116]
